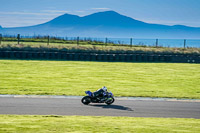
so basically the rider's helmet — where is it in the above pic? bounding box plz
[102,86,107,92]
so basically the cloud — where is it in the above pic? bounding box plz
[0,12,60,27]
[0,16,53,27]
[0,11,62,16]
[91,8,110,10]
[42,10,70,13]
[75,11,85,13]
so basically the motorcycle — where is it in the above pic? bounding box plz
[81,91,115,105]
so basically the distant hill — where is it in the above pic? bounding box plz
[1,11,200,39]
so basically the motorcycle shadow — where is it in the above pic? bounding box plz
[89,104,133,111]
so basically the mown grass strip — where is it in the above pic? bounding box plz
[0,115,200,133]
[0,60,200,99]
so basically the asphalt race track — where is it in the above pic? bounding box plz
[0,97,200,118]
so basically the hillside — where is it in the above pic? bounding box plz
[0,11,200,39]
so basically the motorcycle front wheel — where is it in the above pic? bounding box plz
[105,97,115,105]
[81,96,91,105]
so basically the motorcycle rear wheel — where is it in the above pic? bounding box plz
[81,96,91,105]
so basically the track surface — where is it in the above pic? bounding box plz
[0,97,200,118]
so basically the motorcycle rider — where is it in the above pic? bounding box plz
[93,86,108,101]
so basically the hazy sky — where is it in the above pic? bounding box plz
[1,0,200,28]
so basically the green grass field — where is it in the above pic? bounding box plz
[0,59,199,99]
[0,115,200,133]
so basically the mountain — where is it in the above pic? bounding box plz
[0,11,200,39]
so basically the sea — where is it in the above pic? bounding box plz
[79,38,200,48]
[21,35,200,48]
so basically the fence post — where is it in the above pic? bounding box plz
[77,36,79,46]
[130,38,133,47]
[156,39,158,47]
[184,39,186,49]
[47,35,50,46]
[0,34,2,45]
[105,38,108,46]
[17,34,20,45]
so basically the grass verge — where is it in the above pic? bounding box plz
[0,115,200,133]
[0,60,200,99]
[1,41,200,54]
